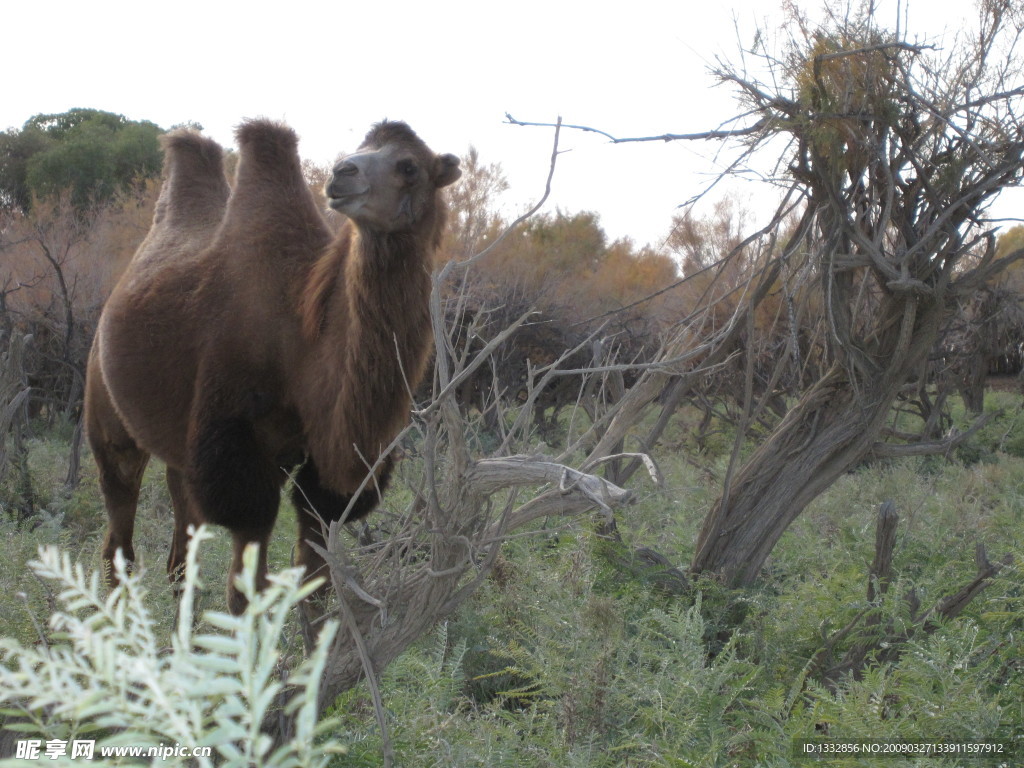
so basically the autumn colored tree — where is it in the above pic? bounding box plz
[0,184,158,419]
[0,108,163,429]
[442,146,510,260]
[436,151,683,428]
[994,225,1024,294]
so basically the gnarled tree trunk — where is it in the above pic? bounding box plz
[692,314,944,584]
[687,1,1024,584]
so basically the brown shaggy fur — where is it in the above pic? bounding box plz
[86,119,459,612]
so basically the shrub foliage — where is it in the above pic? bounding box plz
[0,528,346,767]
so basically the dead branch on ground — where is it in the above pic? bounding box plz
[812,500,1014,688]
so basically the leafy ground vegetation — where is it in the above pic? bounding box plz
[323,392,1024,767]
[0,388,1020,766]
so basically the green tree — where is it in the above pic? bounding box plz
[0,108,163,213]
[0,124,51,213]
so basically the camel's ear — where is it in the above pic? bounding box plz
[434,153,461,188]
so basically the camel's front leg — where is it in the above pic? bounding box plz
[188,409,283,614]
[289,455,394,601]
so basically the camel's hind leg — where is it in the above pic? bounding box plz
[85,354,150,586]
[165,467,203,587]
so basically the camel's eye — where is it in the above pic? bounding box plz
[397,159,418,178]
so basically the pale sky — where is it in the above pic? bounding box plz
[4,0,1020,248]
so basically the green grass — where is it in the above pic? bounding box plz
[323,394,1024,766]
[0,426,303,645]
[1,391,1022,766]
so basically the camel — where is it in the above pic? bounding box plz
[85,119,460,613]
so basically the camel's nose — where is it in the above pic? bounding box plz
[334,161,359,178]
[326,159,371,211]
[326,162,364,201]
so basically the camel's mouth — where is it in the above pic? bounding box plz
[327,192,367,212]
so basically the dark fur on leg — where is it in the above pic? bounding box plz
[291,454,393,600]
[189,417,282,531]
[290,453,393,524]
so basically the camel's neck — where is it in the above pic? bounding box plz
[304,224,435,493]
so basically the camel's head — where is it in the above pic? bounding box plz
[326,121,461,233]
